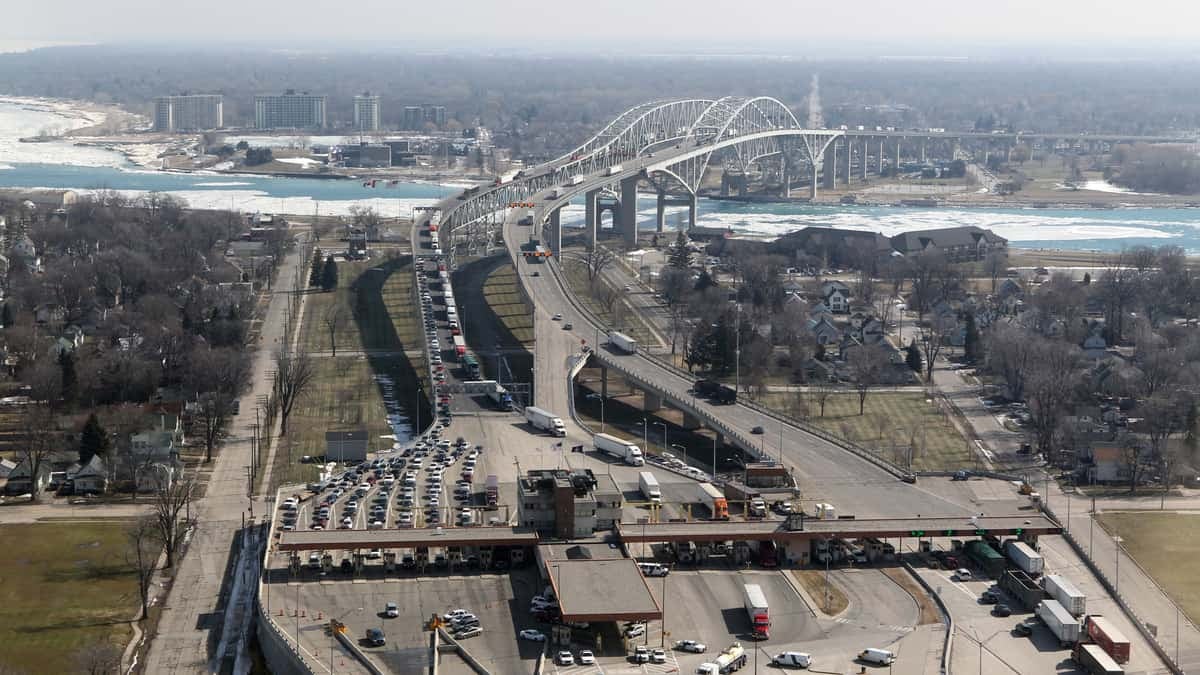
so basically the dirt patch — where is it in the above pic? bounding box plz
[882,566,942,625]
[790,569,849,616]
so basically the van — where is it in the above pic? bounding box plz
[858,648,895,665]
[771,652,812,668]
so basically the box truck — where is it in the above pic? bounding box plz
[1006,541,1045,576]
[1037,599,1082,647]
[595,433,645,465]
[1074,643,1124,675]
[696,482,729,519]
[524,406,565,436]
[1085,615,1130,664]
[742,584,770,639]
[609,331,637,354]
[638,472,662,503]
[1042,574,1087,616]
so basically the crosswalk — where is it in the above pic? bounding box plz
[832,616,915,634]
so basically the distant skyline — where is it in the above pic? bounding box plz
[6,1,1200,57]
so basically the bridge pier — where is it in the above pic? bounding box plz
[809,158,819,200]
[547,206,561,256]
[821,146,836,190]
[895,138,902,171]
[643,391,662,412]
[844,139,851,186]
[860,138,869,180]
[620,175,639,248]
[878,138,885,175]
[687,193,697,230]
[681,411,702,430]
[584,189,600,251]
[921,138,927,164]
[656,191,666,233]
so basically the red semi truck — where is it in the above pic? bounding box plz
[1085,615,1131,664]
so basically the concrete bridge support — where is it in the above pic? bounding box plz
[643,391,662,412]
[620,175,639,248]
[895,139,902,171]
[656,193,697,232]
[921,138,927,164]
[860,138,869,180]
[809,158,819,200]
[681,411,702,430]
[878,139,885,175]
[584,189,600,251]
[656,191,667,233]
[822,145,836,190]
[547,206,561,256]
[844,139,852,186]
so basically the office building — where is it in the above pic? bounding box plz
[424,105,447,128]
[353,92,380,132]
[402,106,423,131]
[254,90,327,130]
[517,468,622,538]
[332,142,391,169]
[153,95,223,132]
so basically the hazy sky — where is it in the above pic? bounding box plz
[6,0,1200,54]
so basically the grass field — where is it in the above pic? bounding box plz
[1096,512,1200,625]
[481,262,535,345]
[0,521,137,673]
[300,251,419,354]
[758,391,973,471]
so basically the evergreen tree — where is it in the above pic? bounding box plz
[693,270,716,292]
[309,248,324,287]
[321,255,339,291]
[667,230,691,269]
[963,312,981,363]
[58,349,77,402]
[78,413,110,465]
[905,339,923,373]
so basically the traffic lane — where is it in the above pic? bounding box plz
[833,568,920,629]
[912,566,1075,675]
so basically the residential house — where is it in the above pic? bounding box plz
[1083,442,1126,484]
[807,316,841,346]
[0,457,16,479]
[1082,332,1108,359]
[820,281,851,313]
[4,457,51,495]
[807,301,833,322]
[888,226,1008,262]
[72,455,109,494]
[996,278,1024,301]
[780,278,806,296]
[34,303,66,325]
[143,401,186,447]
[127,429,183,492]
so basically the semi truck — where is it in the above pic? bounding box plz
[694,379,736,404]
[815,503,837,520]
[451,335,467,357]
[696,482,729,519]
[1037,599,1082,647]
[595,433,645,465]
[609,331,637,354]
[1000,569,1048,610]
[524,406,566,437]
[964,539,1006,578]
[1006,541,1045,576]
[462,381,513,410]
[485,475,499,508]
[1085,615,1131,664]
[742,584,771,639]
[1042,574,1087,616]
[697,643,747,675]
[1074,643,1124,675]
[605,164,624,176]
[638,471,662,504]
[566,175,585,186]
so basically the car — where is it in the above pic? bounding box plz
[383,602,399,618]
[952,470,970,481]
[624,623,646,638]
[992,603,1012,617]
[578,650,595,665]
[632,646,650,663]
[455,626,482,639]
[980,591,999,604]
[651,648,666,663]
[563,323,573,330]
[531,270,540,277]
[365,628,386,646]
[519,629,546,642]
[1012,622,1033,637]
[556,651,574,666]
[954,568,972,581]
[552,313,562,320]
[751,425,764,434]
[454,617,481,629]
[772,651,813,668]
[674,640,707,653]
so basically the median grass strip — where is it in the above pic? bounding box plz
[882,567,943,625]
[560,257,656,346]
[758,391,972,471]
[790,569,849,616]
[0,521,137,674]
[1096,511,1200,625]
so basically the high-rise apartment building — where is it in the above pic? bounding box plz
[153,95,224,132]
[423,105,447,128]
[253,90,327,129]
[353,93,381,132]
[402,105,423,131]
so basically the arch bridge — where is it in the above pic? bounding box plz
[443,96,843,258]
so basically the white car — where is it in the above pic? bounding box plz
[578,650,595,665]
[519,629,546,642]
[444,608,470,621]
[624,623,646,638]
[556,651,574,666]
[384,602,399,618]
[674,640,707,653]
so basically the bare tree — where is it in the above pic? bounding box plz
[918,321,945,383]
[126,516,159,620]
[1095,262,1139,344]
[1120,435,1149,493]
[72,639,122,675]
[847,344,888,415]
[983,250,1008,293]
[194,392,234,463]
[809,376,836,417]
[273,349,316,436]
[14,405,56,502]
[152,478,195,569]
[581,247,617,288]
[986,322,1034,400]
[1025,339,1080,459]
[322,306,347,357]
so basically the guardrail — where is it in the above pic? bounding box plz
[903,560,953,675]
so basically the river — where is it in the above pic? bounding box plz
[3,98,1200,250]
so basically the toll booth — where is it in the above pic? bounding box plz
[448,546,463,568]
[733,542,752,565]
[383,552,397,572]
[416,546,430,571]
[510,547,526,566]
[352,553,365,574]
[321,554,334,574]
[479,546,493,569]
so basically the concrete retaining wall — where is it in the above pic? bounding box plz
[903,561,953,675]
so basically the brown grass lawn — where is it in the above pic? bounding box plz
[791,569,849,616]
[758,391,973,471]
[1096,511,1200,625]
[0,521,137,674]
[482,262,535,345]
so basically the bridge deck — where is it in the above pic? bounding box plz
[276,526,539,551]
[617,514,1060,543]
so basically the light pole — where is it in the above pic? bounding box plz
[653,422,667,452]
[1114,536,1122,595]
[660,570,668,648]
[712,434,719,479]
[734,303,742,395]
[671,444,688,468]
[640,419,649,455]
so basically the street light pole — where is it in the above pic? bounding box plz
[654,422,667,452]
[735,303,741,395]
[641,419,649,456]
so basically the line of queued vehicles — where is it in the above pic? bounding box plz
[941,534,1130,674]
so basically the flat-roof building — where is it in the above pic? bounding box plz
[353,93,380,132]
[254,90,327,130]
[402,106,423,131]
[154,95,223,132]
[518,468,622,538]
